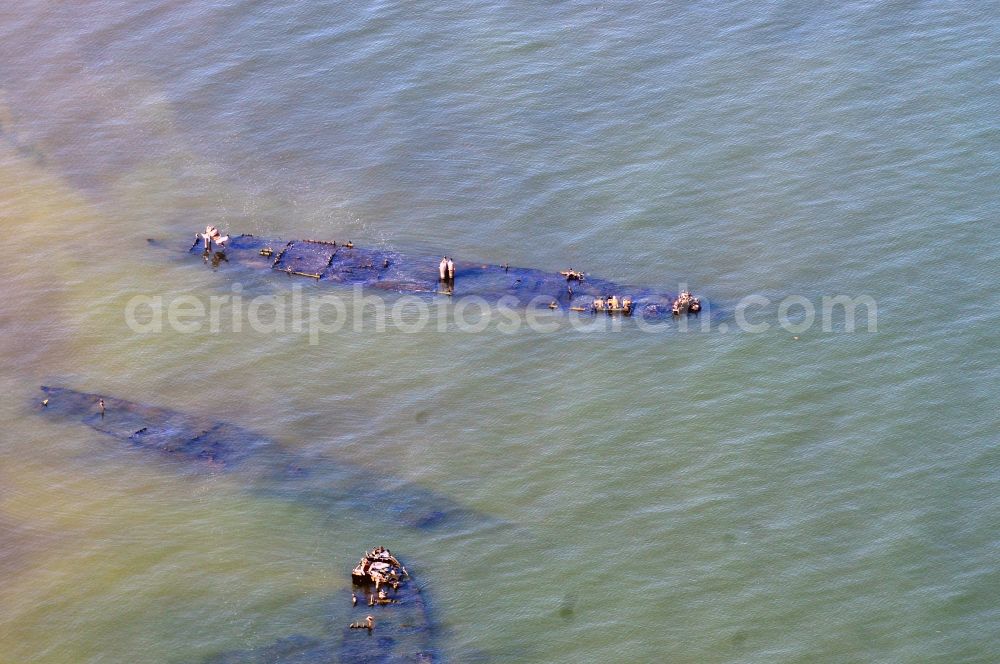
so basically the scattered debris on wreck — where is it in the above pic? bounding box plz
[352,546,409,592]
[672,290,702,315]
[349,615,375,631]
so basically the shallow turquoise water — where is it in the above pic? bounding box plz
[0,1,997,662]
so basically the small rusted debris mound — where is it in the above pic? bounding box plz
[672,290,702,315]
[352,546,409,591]
[349,615,375,631]
[560,268,585,281]
[591,294,634,315]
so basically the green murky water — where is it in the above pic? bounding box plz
[1,2,997,662]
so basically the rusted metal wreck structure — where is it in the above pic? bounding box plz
[190,232,703,319]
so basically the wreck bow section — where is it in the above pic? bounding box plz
[37,385,272,468]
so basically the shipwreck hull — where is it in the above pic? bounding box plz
[36,386,495,532]
[202,576,437,664]
[342,560,437,663]
[339,587,436,664]
[204,575,438,664]
[190,234,702,319]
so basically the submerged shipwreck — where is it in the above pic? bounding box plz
[190,231,704,319]
[203,548,437,662]
[35,386,497,533]
[35,388,449,662]
[343,546,436,662]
